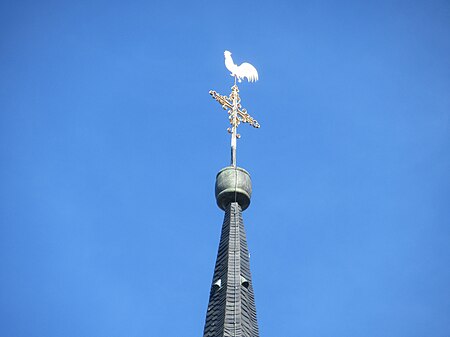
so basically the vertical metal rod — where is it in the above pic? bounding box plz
[231,75,238,167]
[230,84,238,167]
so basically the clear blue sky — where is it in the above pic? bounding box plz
[1,1,449,336]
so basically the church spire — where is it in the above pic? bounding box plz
[203,51,260,337]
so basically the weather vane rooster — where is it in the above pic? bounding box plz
[209,51,260,167]
[224,50,259,83]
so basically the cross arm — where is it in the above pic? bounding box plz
[209,90,233,110]
[237,108,260,128]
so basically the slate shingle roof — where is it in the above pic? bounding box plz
[203,202,259,337]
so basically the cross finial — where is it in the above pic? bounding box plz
[209,84,260,167]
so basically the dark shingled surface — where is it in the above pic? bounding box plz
[203,202,259,337]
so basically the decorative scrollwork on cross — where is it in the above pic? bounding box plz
[209,84,260,167]
[209,85,260,134]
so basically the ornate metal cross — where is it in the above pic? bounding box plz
[209,84,260,167]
